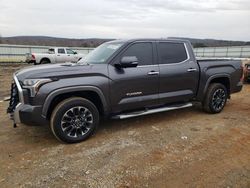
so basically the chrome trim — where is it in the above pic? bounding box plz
[13,74,24,103]
[23,78,52,97]
[112,103,192,119]
[187,68,197,72]
[137,65,158,68]
[185,43,190,60]
[132,43,191,67]
[148,71,159,75]
[13,103,23,123]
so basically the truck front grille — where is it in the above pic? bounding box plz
[7,82,19,113]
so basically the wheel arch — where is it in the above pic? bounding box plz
[40,57,51,64]
[203,74,231,100]
[42,86,109,119]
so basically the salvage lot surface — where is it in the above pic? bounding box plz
[0,64,250,187]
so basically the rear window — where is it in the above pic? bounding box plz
[158,42,188,64]
[58,48,65,54]
[48,49,55,54]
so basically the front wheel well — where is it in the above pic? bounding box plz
[46,91,104,120]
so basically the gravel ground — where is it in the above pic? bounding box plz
[0,64,250,187]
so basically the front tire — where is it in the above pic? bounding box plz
[50,97,99,143]
[203,83,228,114]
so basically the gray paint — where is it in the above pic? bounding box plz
[11,39,243,125]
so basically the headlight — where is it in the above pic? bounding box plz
[22,78,52,97]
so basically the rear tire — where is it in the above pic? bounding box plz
[203,83,228,114]
[50,97,99,143]
[40,59,50,64]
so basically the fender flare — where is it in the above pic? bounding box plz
[203,74,231,97]
[41,86,108,118]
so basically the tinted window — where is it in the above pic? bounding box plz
[159,43,188,64]
[122,42,153,66]
[58,48,65,54]
[66,49,75,54]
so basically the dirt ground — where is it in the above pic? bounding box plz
[0,64,250,188]
[0,64,28,100]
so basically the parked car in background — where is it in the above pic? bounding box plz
[244,63,250,82]
[8,39,243,143]
[26,47,85,65]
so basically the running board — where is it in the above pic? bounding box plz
[112,103,193,119]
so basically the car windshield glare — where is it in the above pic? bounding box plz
[78,42,124,64]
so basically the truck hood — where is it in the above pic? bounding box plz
[15,63,108,82]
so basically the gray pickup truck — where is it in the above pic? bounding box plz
[7,39,243,143]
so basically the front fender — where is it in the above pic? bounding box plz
[41,86,109,118]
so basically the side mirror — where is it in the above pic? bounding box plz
[74,51,77,54]
[115,56,138,68]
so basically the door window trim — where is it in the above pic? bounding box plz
[117,41,156,67]
[157,42,190,66]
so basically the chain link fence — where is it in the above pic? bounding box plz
[0,44,94,63]
[1,44,250,63]
[194,46,250,58]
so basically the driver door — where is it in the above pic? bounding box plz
[66,49,79,62]
[108,42,159,113]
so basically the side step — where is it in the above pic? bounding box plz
[112,103,193,119]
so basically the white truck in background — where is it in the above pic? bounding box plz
[26,47,85,65]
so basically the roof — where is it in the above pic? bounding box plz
[107,38,190,44]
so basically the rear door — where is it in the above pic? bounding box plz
[108,42,159,113]
[157,42,199,104]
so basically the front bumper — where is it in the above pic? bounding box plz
[8,74,48,126]
[10,103,48,126]
[10,103,22,124]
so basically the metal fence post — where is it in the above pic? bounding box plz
[240,46,243,58]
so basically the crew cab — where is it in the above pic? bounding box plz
[8,39,244,143]
[26,47,85,65]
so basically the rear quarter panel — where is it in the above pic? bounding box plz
[34,53,56,63]
[196,60,243,101]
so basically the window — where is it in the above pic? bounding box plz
[158,42,188,64]
[48,49,55,54]
[58,48,65,54]
[66,49,75,54]
[122,42,153,66]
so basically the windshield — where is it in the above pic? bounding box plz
[78,42,124,64]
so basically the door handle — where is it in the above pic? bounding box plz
[187,68,197,72]
[148,71,159,75]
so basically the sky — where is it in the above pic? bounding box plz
[0,0,249,41]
